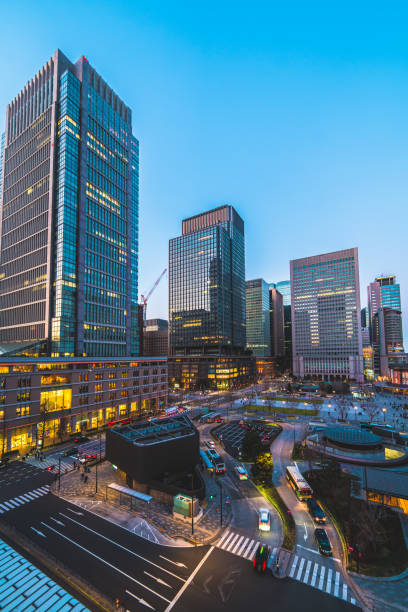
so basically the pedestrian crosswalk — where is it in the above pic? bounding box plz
[216,529,277,561]
[288,554,356,605]
[0,537,89,611]
[26,455,74,472]
[216,530,357,606]
[0,486,50,514]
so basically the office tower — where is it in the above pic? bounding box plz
[169,205,254,389]
[245,279,271,357]
[0,50,139,358]
[368,275,402,339]
[169,205,245,355]
[275,280,291,306]
[290,247,363,381]
[0,51,167,458]
[373,307,404,375]
[143,319,168,356]
[269,287,285,357]
[361,306,369,329]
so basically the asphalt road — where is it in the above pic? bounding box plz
[1,492,209,611]
[174,546,357,612]
[0,460,55,503]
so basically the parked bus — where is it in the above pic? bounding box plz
[286,465,313,501]
[200,411,222,424]
[200,449,214,472]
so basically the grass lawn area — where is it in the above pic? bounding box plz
[246,404,318,417]
[255,482,296,550]
[306,466,408,577]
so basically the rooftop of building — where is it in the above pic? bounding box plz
[0,356,167,365]
[109,413,196,445]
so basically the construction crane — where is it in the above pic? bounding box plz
[140,268,167,321]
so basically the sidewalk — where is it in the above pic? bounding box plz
[54,460,231,545]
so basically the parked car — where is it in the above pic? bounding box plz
[315,528,332,556]
[307,498,326,524]
[79,453,97,465]
[205,440,215,449]
[73,436,90,444]
[253,544,271,573]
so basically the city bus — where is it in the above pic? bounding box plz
[200,449,214,472]
[206,448,226,473]
[286,465,313,501]
[200,411,222,424]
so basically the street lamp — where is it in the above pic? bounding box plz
[382,407,386,424]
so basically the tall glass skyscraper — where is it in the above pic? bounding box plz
[291,248,363,381]
[169,205,245,356]
[245,279,270,357]
[0,50,139,357]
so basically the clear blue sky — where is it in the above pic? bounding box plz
[1,1,407,343]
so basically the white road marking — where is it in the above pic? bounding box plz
[244,540,258,559]
[126,590,155,610]
[59,512,186,581]
[30,526,46,537]
[326,568,333,593]
[49,517,65,527]
[159,556,187,570]
[231,535,245,554]
[41,522,171,603]
[225,533,240,552]
[217,530,230,547]
[289,555,298,578]
[144,571,172,588]
[296,557,305,580]
[318,565,325,590]
[302,559,311,583]
[220,531,235,549]
[342,583,348,600]
[236,537,250,556]
[310,562,319,587]
[65,508,84,516]
[350,597,356,605]
[334,571,340,597]
[164,547,214,612]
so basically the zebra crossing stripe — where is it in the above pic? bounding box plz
[243,540,257,559]
[342,583,348,600]
[247,542,259,561]
[2,501,17,509]
[334,571,340,597]
[310,562,319,587]
[217,530,230,547]
[236,537,250,556]
[296,557,305,581]
[289,555,298,578]
[231,535,245,554]
[326,568,333,594]
[350,597,356,605]
[242,539,255,558]
[225,534,240,552]
[302,559,312,583]
[318,565,325,590]
[220,531,235,549]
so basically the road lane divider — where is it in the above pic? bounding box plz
[59,512,186,581]
[40,522,171,603]
[126,589,155,610]
[164,546,214,612]
[144,571,172,588]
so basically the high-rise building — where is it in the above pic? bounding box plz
[290,247,363,381]
[169,205,245,356]
[0,50,139,358]
[361,306,369,329]
[0,51,168,458]
[270,280,292,364]
[269,287,285,357]
[143,319,168,357]
[376,275,401,310]
[245,279,270,357]
[373,307,404,376]
[168,205,253,389]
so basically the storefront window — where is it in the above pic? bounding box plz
[40,389,72,411]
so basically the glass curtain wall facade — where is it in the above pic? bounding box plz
[0,50,139,358]
[245,279,270,357]
[169,205,245,356]
[291,248,363,381]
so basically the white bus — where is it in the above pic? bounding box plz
[286,465,313,501]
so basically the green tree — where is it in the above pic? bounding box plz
[241,429,263,460]
[253,452,274,483]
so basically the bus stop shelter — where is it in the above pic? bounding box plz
[106,482,152,511]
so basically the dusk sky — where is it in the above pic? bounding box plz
[1,1,407,344]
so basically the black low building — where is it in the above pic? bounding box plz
[106,414,204,500]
